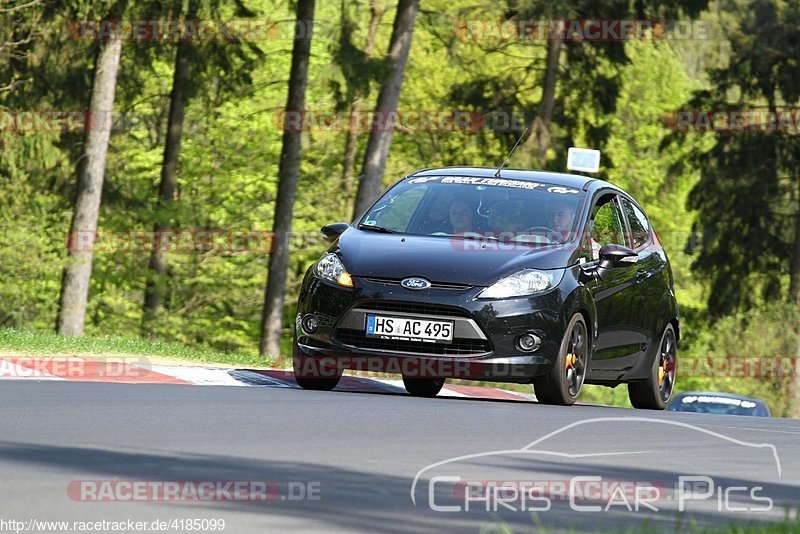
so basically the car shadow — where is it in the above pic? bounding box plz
[0,441,795,532]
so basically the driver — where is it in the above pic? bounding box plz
[549,199,576,242]
[549,199,575,231]
[418,191,455,234]
[550,198,602,258]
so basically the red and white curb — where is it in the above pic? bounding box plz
[0,356,538,402]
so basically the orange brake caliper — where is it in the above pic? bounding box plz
[565,353,577,369]
[658,360,668,385]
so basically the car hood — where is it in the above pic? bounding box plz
[336,228,577,286]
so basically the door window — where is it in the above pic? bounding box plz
[588,195,628,260]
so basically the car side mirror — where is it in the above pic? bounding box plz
[598,244,639,269]
[321,222,349,241]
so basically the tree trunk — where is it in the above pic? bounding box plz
[522,22,563,168]
[55,36,122,336]
[351,0,419,220]
[259,0,316,357]
[790,204,800,304]
[341,124,359,199]
[786,182,800,418]
[341,1,384,205]
[141,36,192,337]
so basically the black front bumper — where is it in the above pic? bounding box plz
[295,271,568,384]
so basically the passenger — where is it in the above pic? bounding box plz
[449,200,476,234]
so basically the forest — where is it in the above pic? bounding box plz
[1,0,799,415]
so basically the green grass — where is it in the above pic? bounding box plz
[0,328,272,368]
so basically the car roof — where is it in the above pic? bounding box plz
[408,166,611,192]
[672,391,767,404]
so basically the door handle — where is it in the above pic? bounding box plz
[636,269,648,280]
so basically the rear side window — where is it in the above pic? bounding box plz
[621,197,651,249]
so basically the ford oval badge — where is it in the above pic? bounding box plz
[401,277,431,290]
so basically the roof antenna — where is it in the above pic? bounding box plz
[495,126,529,178]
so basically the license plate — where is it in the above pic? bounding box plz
[365,315,453,344]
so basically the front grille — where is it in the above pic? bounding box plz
[331,300,492,357]
[334,329,492,356]
[363,276,473,291]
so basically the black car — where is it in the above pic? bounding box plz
[667,392,771,417]
[294,167,679,409]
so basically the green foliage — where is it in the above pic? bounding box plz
[681,0,800,317]
[678,301,800,416]
[1,0,797,422]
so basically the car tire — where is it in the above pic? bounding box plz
[402,376,445,398]
[292,338,342,391]
[628,323,677,410]
[534,313,589,406]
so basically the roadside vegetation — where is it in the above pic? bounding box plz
[0,328,267,367]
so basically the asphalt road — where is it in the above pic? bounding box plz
[1,381,799,533]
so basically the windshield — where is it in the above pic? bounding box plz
[359,176,585,245]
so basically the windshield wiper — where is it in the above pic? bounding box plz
[358,223,400,234]
[443,233,561,246]
[443,233,499,241]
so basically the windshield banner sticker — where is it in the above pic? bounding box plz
[408,176,580,193]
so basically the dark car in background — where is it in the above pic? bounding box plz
[294,167,679,409]
[667,392,771,417]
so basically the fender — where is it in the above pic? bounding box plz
[560,266,598,352]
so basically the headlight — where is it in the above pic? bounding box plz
[315,253,353,287]
[478,269,563,299]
